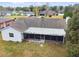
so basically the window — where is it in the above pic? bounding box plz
[49,15,52,17]
[9,33,14,37]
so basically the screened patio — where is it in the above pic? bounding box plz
[23,27,65,43]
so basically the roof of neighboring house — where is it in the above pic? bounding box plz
[40,11,46,14]
[47,10,57,15]
[24,27,65,36]
[0,18,15,23]
[0,11,12,14]
[40,10,57,15]
[58,10,64,14]
[23,11,35,15]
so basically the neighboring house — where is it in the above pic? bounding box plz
[6,11,12,16]
[0,11,6,16]
[47,10,58,17]
[58,10,64,16]
[23,11,35,16]
[19,11,24,16]
[58,13,64,16]
[0,11,12,16]
[0,18,15,29]
[39,10,58,17]
[1,17,66,43]
[39,11,46,16]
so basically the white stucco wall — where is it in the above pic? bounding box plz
[1,27,23,42]
[58,13,64,16]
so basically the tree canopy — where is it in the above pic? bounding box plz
[66,7,79,56]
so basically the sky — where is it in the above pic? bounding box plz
[0,2,79,7]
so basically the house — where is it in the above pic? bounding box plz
[17,11,24,16]
[0,11,12,16]
[23,11,35,16]
[6,11,13,16]
[39,11,46,16]
[39,10,58,17]
[47,10,58,17]
[0,18,15,29]
[1,17,66,43]
[0,11,6,16]
[58,10,64,16]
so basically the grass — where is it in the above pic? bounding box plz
[4,16,28,19]
[0,33,68,57]
[4,15,63,19]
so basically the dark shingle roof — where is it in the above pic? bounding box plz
[10,21,27,32]
[16,17,66,29]
[6,17,66,32]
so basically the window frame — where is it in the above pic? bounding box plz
[9,33,14,37]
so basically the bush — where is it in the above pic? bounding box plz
[68,44,79,57]
[64,12,73,19]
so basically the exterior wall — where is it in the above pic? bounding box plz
[6,13,11,16]
[58,13,64,16]
[0,23,8,29]
[26,14,34,16]
[5,20,15,26]
[1,27,23,42]
[0,23,4,29]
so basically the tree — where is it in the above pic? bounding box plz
[64,6,74,19]
[64,12,73,19]
[67,7,79,44]
[22,7,30,11]
[16,7,22,11]
[68,44,79,57]
[50,6,57,11]
[29,5,34,12]
[59,6,63,11]
[0,6,5,11]
[6,7,14,11]
[16,7,30,11]
[66,7,79,56]
[40,5,47,11]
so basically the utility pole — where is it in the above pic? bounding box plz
[13,3,16,15]
[33,2,39,17]
[45,2,49,17]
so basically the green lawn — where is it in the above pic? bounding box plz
[0,33,68,57]
[4,15,64,19]
[4,16,28,19]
